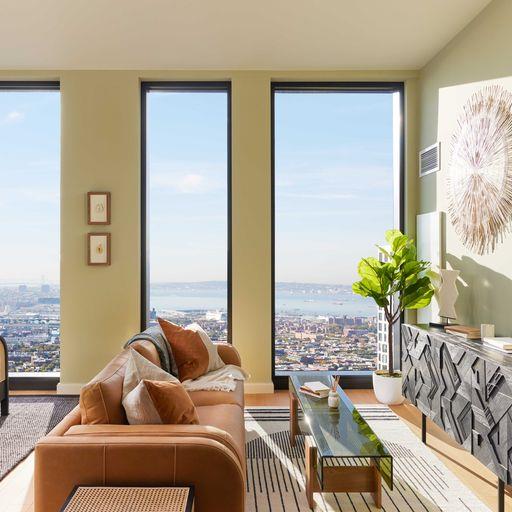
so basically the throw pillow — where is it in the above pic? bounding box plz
[157,318,225,381]
[122,347,179,400]
[123,379,199,425]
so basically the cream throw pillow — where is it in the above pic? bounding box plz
[122,348,179,424]
[123,380,162,424]
[185,323,225,373]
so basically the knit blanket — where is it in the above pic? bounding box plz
[124,325,178,377]
[182,364,249,392]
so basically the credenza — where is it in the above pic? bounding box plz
[402,324,512,511]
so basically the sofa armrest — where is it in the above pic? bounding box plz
[46,406,81,436]
[35,435,245,512]
[216,343,241,367]
[63,424,243,467]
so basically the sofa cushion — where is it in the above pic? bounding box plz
[122,348,178,399]
[80,340,164,425]
[157,318,224,381]
[188,380,244,409]
[80,350,130,424]
[196,404,245,466]
[124,380,199,425]
[147,380,199,424]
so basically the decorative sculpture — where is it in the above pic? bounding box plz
[447,85,512,255]
[437,269,460,324]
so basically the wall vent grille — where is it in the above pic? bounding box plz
[419,142,441,177]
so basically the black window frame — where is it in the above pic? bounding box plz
[0,81,61,391]
[271,81,405,390]
[140,81,233,343]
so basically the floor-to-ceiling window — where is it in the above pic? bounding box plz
[272,83,403,383]
[0,82,60,376]
[142,83,231,341]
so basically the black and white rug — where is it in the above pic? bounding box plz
[244,406,490,511]
[0,399,493,511]
[0,395,78,480]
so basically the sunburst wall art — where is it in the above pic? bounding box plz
[447,84,512,255]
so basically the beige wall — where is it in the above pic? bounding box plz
[418,0,512,333]
[0,69,418,390]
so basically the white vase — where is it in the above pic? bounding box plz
[373,372,404,405]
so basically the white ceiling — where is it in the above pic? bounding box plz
[0,0,492,70]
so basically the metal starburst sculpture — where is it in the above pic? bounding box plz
[447,85,512,255]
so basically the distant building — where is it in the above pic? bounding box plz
[41,284,51,294]
[38,297,60,305]
[377,247,393,371]
[206,310,224,321]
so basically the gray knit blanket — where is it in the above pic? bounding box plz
[124,325,178,377]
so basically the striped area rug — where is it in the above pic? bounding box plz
[244,406,490,512]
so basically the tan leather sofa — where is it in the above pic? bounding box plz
[0,335,8,416]
[34,340,245,512]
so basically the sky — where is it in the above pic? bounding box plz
[148,91,228,283]
[148,90,395,285]
[275,92,395,284]
[0,91,60,283]
[0,89,395,287]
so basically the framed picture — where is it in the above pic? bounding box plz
[87,233,111,266]
[87,192,111,225]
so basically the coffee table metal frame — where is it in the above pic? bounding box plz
[289,373,393,509]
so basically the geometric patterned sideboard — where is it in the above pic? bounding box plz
[402,324,512,487]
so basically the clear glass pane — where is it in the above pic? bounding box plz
[0,89,61,374]
[147,91,229,341]
[274,91,396,373]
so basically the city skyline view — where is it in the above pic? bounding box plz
[273,90,395,371]
[1,88,396,375]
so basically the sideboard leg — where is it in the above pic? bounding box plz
[421,413,427,444]
[0,397,8,416]
[498,479,505,512]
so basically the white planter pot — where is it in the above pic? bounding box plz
[372,372,404,405]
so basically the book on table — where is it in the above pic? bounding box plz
[299,381,330,398]
[483,337,512,353]
[444,325,481,339]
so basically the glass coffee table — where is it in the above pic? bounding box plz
[289,373,393,509]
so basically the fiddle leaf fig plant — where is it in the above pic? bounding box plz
[352,229,434,376]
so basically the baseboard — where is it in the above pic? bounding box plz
[244,382,274,394]
[57,382,83,395]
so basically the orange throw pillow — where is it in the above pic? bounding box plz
[144,380,199,424]
[157,318,209,381]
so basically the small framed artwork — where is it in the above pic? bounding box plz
[87,233,111,266]
[87,192,111,225]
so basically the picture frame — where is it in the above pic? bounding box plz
[87,192,111,225]
[87,232,111,266]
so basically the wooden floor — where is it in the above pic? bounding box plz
[2,389,511,511]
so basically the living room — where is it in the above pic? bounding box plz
[1,0,512,511]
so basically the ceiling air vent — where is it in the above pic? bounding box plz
[419,142,441,177]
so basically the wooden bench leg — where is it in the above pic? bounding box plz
[289,390,300,447]
[305,436,320,509]
[371,460,382,508]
